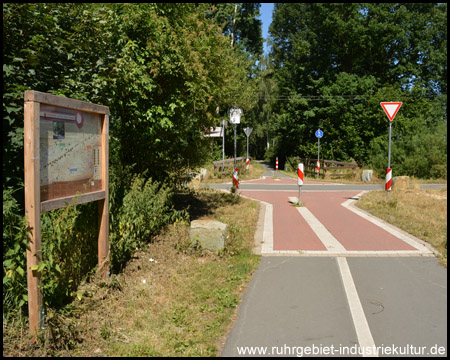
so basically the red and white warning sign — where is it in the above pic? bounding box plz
[380,102,402,122]
[297,163,304,186]
[233,167,239,189]
[385,168,392,191]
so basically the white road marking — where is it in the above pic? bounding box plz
[337,257,378,357]
[255,195,434,257]
[261,201,274,254]
[288,197,346,252]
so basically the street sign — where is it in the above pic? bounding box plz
[204,127,223,137]
[380,102,402,122]
[315,129,323,138]
[228,107,243,124]
[243,127,253,137]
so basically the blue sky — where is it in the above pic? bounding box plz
[258,3,274,55]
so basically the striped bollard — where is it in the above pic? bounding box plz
[298,163,304,204]
[385,168,392,196]
[246,158,250,171]
[316,161,320,175]
[233,167,239,189]
[276,157,278,171]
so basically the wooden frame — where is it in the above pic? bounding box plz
[24,91,109,336]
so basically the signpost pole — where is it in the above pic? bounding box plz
[317,137,320,178]
[387,121,392,200]
[228,107,242,190]
[388,122,392,170]
[315,129,323,178]
[243,127,253,171]
[380,102,402,200]
[222,121,225,167]
[246,131,249,166]
[234,123,237,168]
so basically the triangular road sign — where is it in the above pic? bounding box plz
[243,127,253,137]
[380,102,402,121]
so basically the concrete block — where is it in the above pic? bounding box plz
[362,170,373,182]
[190,220,227,251]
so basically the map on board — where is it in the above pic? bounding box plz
[39,105,102,201]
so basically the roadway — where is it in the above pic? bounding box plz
[205,162,447,357]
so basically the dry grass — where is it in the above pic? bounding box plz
[279,167,384,184]
[201,161,265,184]
[3,188,261,357]
[357,187,447,267]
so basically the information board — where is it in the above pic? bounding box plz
[39,105,102,201]
[24,90,110,336]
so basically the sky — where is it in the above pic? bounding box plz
[258,3,274,55]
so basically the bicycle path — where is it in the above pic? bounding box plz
[219,163,447,357]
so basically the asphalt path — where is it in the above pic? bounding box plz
[210,161,447,357]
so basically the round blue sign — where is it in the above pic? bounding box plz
[315,129,323,138]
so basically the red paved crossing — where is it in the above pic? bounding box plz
[240,190,418,252]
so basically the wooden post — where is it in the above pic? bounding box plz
[24,100,43,337]
[98,114,109,279]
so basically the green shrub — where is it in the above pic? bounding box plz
[110,176,187,272]
[3,187,30,319]
[39,201,98,309]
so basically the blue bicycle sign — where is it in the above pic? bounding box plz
[315,129,323,138]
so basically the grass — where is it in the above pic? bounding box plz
[281,167,447,186]
[201,160,265,184]
[356,186,447,267]
[279,167,384,184]
[3,187,261,357]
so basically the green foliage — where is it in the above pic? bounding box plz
[210,3,263,56]
[3,187,31,318]
[267,3,447,175]
[40,201,99,309]
[2,2,262,321]
[110,176,188,273]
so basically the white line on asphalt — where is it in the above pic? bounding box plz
[337,257,378,357]
[248,195,434,257]
[261,201,274,254]
[288,197,347,252]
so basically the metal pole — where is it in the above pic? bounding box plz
[246,133,249,164]
[388,122,392,169]
[234,123,237,168]
[222,122,225,167]
[316,137,320,178]
[298,186,301,204]
[387,122,392,200]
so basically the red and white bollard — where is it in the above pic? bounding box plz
[297,163,304,203]
[246,158,250,171]
[316,160,320,175]
[297,163,304,186]
[276,157,278,171]
[233,167,239,189]
[385,168,392,192]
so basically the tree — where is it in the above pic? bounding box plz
[210,3,264,56]
[266,3,446,175]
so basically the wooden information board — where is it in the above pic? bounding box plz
[24,91,109,336]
